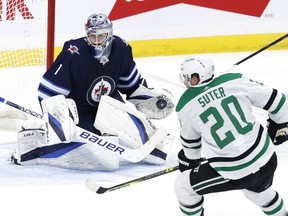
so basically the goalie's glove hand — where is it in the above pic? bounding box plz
[137,89,175,119]
[267,118,288,145]
[178,149,205,172]
[127,85,175,120]
[155,89,175,110]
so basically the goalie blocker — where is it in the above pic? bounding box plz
[12,95,174,170]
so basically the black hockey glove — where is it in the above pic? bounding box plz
[177,149,204,172]
[267,118,288,145]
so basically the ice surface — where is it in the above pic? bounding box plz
[0,50,288,216]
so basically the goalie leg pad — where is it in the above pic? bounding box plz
[13,128,47,165]
[94,95,157,149]
[14,130,120,170]
[143,132,174,165]
[94,96,174,164]
[37,137,120,171]
[94,95,174,164]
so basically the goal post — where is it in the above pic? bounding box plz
[0,0,55,130]
[47,0,55,69]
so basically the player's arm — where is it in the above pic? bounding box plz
[117,44,175,120]
[38,41,73,101]
[243,75,288,145]
[177,113,204,172]
[264,90,288,145]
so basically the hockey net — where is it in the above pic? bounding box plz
[0,0,54,131]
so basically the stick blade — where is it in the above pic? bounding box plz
[85,179,106,194]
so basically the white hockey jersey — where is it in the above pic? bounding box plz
[176,73,288,179]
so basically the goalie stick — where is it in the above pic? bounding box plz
[0,96,166,163]
[85,165,179,194]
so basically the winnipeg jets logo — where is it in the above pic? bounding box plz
[95,79,109,99]
[68,45,80,55]
[87,76,116,106]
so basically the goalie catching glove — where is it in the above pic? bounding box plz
[127,84,175,120]
[267,118,288,145]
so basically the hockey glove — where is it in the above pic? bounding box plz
[178,149,204,172]
[127,85,175,119]
[267,118,288,145]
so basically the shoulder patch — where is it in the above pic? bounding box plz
[68,45,80,55]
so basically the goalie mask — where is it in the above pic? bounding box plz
[85,13,113,63]
[179,55,215,87]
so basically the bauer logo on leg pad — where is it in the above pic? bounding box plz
[79,131,124,155]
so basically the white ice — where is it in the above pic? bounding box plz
[0,50,288,216]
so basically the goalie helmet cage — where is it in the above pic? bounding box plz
[0,0,55,131]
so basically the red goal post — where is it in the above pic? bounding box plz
[47,0,55,68]
[0,0,55,130]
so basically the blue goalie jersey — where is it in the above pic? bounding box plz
[38,36,143,133]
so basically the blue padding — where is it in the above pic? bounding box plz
[40,142,84,158]
[128,113,149,144]
[48,113,66,142]
[128,95,153,100]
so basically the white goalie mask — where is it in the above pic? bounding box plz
[85,13,113,63]
[179,55,215,87]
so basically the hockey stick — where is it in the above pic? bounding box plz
[224,33,288,72]
[85,165,179,194]
[0,96,166,163]
[233,33,288,67]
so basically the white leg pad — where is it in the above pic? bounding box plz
[14,128,120,170]
[38,136,120,171]
[14,128,47,165]
[143,132,174,165]
[94,96,173,163]
[94,95,158,148]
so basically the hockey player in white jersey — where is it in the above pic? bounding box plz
[174,55,288,216]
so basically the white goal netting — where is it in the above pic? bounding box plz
[0,0,49,131]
